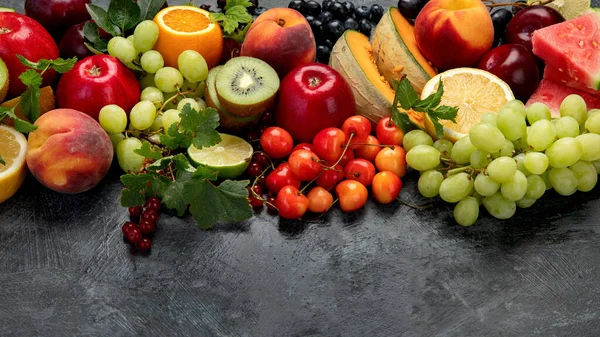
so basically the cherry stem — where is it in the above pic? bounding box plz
[396,197,434,209]
[330,133,354,169]
[250,166,271,200]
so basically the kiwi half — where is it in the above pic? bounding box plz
[205,65,260,132]
[0,58,8,102]
[215,56,279,117]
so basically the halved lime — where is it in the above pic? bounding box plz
[528,0,590,20]
[187,133,253,179]
[0,8,16,12]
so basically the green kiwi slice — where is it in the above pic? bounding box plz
[0,58,8,102]
[215,56,279,117]
[205,65,260,132]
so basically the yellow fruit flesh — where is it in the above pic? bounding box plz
[0,126,27,203]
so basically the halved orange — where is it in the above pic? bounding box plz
[153,6,223,69]
[0,125,27,203]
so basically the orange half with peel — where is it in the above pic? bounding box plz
[153,6,223,69]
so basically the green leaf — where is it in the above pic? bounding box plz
[413,78,444,112]
[390,108,415,135]
[192,166,219,181]
[428,115,445,140]
[12,117,37,133]
[108,0,141,32]
[84,42,107,56]
[19,86,41,122]
[120,173,155,206]
[45,58,78,73]
[209,12,227,23]
[433,105,458,123]
[394,77,419,111]
[83,21,102,44]
[0,155,5,166]
[159,123,192,150]
[183,179,252,229]
[134,140,162,160]
[162,171,192,216]
[16,55,39,70]
[179,105,221,149]
[137,0,166,21]
[18,69,42,87]
[123,60,144,72]
[93,39,109,54]
[86,4,121,36]
[225,0,252,10]
[225,6,253,23]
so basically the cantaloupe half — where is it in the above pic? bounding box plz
[0,58,8,102]
[329,30,425,128]
[1,86,55,127]
[372,7,437,93]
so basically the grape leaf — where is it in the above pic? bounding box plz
[86,4,121,36]
[162,171,191,216]
[183,179,252,229]
[134,140,162,160]
[108,0,141,32]
[137,0,166,21]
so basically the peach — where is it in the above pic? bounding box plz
[26,108,113,194]
[414,0,494,70]
[240,8,316,77]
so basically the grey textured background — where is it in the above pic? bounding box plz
[2,0,600,336]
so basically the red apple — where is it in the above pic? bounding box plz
[59,21,94,60]
[275,63,356,143]
[24,0,91,36]
[0,12,59,98]
[56,55,141,120]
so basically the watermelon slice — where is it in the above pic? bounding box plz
[532,12,600,94]
[525,79,600,118]
[544,65,600,96]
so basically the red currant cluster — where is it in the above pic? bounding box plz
[245,115,409,219]
[121,197,161,253]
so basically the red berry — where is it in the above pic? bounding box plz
[128,206,143,217]
[144,197,161,211]
[252,184,263,196]
[142,209,159,224]
[139,219,156,235]
[137,237,152,253]
[250,197,264,208]
[247,162,263,177]
[252,152,271,168]
[261,111,275,126]
[266,196,277,213]
[256,175,267,188]
[126,227,142,244]
[288,149,323,181]
[265,162,301,195]
[260,126,294,159]
[121,221,137,235]
[275,185,309,219]
[343,158,376,187]
[247,130,261,142]
[316,164,343,190]
[341,115,371,146]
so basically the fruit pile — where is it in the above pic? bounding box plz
[1,0,600,255]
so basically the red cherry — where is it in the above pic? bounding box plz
[316,164,343,190]
[293,142,314,152]
[288,149,323,181]
[260,126,294,159]
[343,158,376,187]
[341,116,371,146]
[312,127,346,163]
[265,162,301,195]
[275,185,309,219]
[376,117,404,146]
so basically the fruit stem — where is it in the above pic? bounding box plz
[396,197,433,209]
[446,165,474,177]
[87,65,102,77]
[158,90,194,112]
[330,133,354,169]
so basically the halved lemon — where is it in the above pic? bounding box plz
[153,6,223,68]
[421,68,514,142]
[0,125,27,203]
[187,133,253,180]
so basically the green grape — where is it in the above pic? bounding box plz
[406,145,440,171]
[162,108,182,131]
[402,130,433,152]
[140,86,165,109]
[471,191,484,205]
[182,80,206,98]
[483,192,516,219]
[418,170,444,198]
[178,50,209,83]
[126,35,135,45]
[526,102,551,124]
[540,170,553,190]
[585,109,600,133]
[133,20,159,52]
[527,119,556,151]
[480,112,497,126]
[525,175,546,200]
[519,127,530,150]
[497,107,527,141]
[504,99,527,118]
[470,149,490,169]
[591,159,600,174]
[516,197,537,209]
[139,73,156,89]
[196,97,207,110]
[554,116,580,138]
[433,139,453,157]
[162,91,179,110]
[150,114,163,132]
[469,123,506,153]
[98,104,127,134]
[108,132,125,150]
[438,172,474,203]
[116,137,144,173]
[493,139,515,158]
[569,161,598,192]
[487,157,517,183]
[453,196,479,226]
[107,36,136,63]
[560,94,587,125]
[140,51,164,74]
[154,67,184,93]
[548,167,578,196]
[523,152,549,175]
[500,170,527,201]
[545,137,582,168]
[450,135,477,165]
[514,153,532,176]
[129,100,157,130]
[576,133,600,161]
[474,173,500,196]
[177,97,201,112]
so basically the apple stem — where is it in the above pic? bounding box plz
[308,76,322,88]
[87,65,102,77]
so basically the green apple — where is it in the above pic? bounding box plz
[0,58,8,102]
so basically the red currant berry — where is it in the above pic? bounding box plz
[139,219,156,235]
[126,227,142,244]
[137,237,152,253]
[250,197,264,208]
[261,111,275,126]
[266,197,277,213]
[252,184,263,196]
[252,152,271,168]
[256,175,267,188]
[121,221,137,235]
[128,206,143,218]
[247,162,263,177]
[144,197,161,211]
[247,130,261,142]
[142,210,159,224]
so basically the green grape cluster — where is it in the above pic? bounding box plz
[405,95,600,227]
[101,21,211,173]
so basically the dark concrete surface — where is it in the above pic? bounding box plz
[2,0,600,336]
